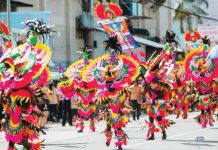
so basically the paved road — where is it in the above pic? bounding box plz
[1,112,218,150]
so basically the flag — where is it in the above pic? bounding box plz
[98,17,140,51]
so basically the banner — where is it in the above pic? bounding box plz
[198,25,218,45]
[98,17,140,51]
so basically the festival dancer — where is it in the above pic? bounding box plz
[74,79,97,132]
[90,2,141,149]
[0,21,12,131]
[142,31,177,140]
[82,35,140,150]
[167,61,194,119]
[62,47,99,132]
[143,72,174,140]
[184,34,218,128]
[0,20,52,150]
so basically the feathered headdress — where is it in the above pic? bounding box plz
[95,2,123,20]
[201,36,210,46]
[0,21,12,48]
[76,47,93,64]
[0,42,51,89]
[103,36,122,54]
[184,31,201,42]
[164,30,179,46]
[183,45,218,83]
[25,19,54,44]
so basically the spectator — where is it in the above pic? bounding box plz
[62,97,72,127]
[130,80,143,123]
[71,96,79,123]
[38,86,49,128]
[47,83,59,122]
[58,92,64,122]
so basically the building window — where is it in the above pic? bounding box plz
[93,40,97,48]
[82,0,91,12]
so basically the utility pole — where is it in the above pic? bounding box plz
[6,0,11,30]
[7,0,11,31]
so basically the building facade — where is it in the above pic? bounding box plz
[6,0,174,67]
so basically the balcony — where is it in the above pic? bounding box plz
[120,0,166,19]
[78,13,94,29]
[120,1,151,19]
[0,0,33,12]
[131,28,150,37]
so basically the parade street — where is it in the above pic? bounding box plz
[1,112,218,150]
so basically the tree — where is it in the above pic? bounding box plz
[174,0,209,33]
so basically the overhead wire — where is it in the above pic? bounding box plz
[148,0,218,22]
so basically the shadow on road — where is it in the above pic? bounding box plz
[166,139,218,143]
[182,143,215,147]
[166,139,217,147]
[45,143,87,148]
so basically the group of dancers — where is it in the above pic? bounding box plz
[0,1,218,150]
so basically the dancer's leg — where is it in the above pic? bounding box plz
[22,137,31,150]
[105,124,112,146]
[8,141,15,150]
[115,128,127,150]
[78,117,84,132]
[89,115,95,132]
[147,117,155,140]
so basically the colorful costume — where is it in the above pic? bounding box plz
[82,35,140,149]
[184,34,218,128]
[63,47,98,132]
[92,3,141,149]
[0,21,12,131]
[143,31,176,140]
[0,20,52,150]
[167,62,194,119]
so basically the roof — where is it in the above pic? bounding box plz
[11,0,33,7]
[133,36,164,48]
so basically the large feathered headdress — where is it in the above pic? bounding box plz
[164,30,179,46]
[25,19,54,44]
[95,2,123,20]
[0,21,12,48]
[0,43,51,89]
[103,36,122,54]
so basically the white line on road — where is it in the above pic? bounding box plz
[44,131,100,143]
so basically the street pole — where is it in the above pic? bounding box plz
[6,0,11,30]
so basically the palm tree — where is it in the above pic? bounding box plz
[174,0,209,33]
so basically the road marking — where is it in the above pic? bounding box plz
[44,124,106,143]
[44,131,98,143]
[125,126,218,148]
